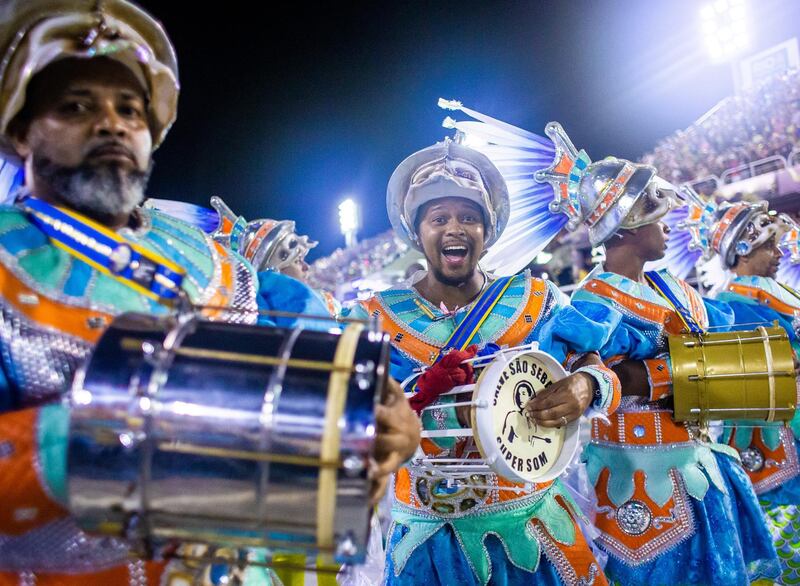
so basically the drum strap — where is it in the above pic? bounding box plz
[437,275,515,357]
[644,270,705,334]
[20,196,186,306]
[778,282,800,306]
[409,275,514,391]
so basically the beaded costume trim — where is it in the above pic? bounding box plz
[593,470,696,566]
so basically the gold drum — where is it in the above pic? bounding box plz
[670,324,796,423]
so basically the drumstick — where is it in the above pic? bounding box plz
[410,342,540,374]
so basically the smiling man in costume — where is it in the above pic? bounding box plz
[345,136,623,585]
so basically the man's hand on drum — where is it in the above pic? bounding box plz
[370,377,421,504]
[523,372,595,428]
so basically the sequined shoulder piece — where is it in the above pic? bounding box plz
[364,273,548,364]
[0,207,160,316]
[726,276,800,316]
[362,288,441,366]
[140,209,258,318]
[578,273,685,335]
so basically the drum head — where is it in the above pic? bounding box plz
[471,350,579,484]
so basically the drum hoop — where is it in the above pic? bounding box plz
[257,326,304,524]
[316,322,364,549]
[470,364,499,478]
[758,326,777,422]
[139,313,198,541]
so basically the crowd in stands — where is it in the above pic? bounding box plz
[641,68,800,183]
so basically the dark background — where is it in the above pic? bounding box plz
[137,0,800,259]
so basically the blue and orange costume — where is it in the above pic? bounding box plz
[345,130,623,585]
[527,121,776,585]
[572,268,775,585]
[0,201,328,585]
[702,202,800,584]
[716,276,800,584]
[0,1,327,583]
[348,271,619,586]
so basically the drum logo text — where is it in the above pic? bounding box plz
[492,359,551,406]
[491,357,554,474]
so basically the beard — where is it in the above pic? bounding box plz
[32,155,151,220]
[430,264,476,287]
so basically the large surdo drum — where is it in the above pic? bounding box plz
[67,312,389,564]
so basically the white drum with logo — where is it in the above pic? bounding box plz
[409,343,581,488]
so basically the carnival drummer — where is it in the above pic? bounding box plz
[534,122,780,585]
[0,1,419,584]
[704,202,800,584]
[345,138,623,585]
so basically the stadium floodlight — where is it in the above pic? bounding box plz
[700,0,750,63]
[338,198,360,248]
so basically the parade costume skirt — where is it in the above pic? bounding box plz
[748,439,800,585]
[602,452,777,586]
[384,523,564,586]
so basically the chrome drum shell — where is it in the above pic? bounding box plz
[67,312,389,563]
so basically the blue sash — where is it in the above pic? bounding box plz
[411,274,514,391]
[22,197,186,305]
[644,270,704,334]
[434,275,514,359]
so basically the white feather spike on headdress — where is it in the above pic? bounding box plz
[643,184,717,280]
[144,198,221,233]
[643,205,698,279]
[697,254,731,296]
[439,99,553,147]
[0,157,24,204]
[439,98,562,276]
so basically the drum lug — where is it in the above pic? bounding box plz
[354,360,376,390]
[118,431,146,449]
[142,341,169,368]
[342,455,366,477]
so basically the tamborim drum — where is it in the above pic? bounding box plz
[670,324,797,423]
[67,312,389,563]
[412,343,580,486]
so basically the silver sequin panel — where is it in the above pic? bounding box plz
[0,518,130,573]
[0,299,93,405]
[230,256,258,324]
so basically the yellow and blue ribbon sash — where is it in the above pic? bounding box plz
[644,270,704,334]
[438,275,515,355]
[22,197,186,305]
[778,282,800,305]
[410,274,514,391]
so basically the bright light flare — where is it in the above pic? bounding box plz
[701,0,750,63]
[338,198,359,234]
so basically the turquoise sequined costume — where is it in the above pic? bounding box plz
[347,272,619,586]
[715,275,800,584]
[0,203,327,584]
[571,267,777,586]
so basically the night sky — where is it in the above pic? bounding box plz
[137,0,800,260]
